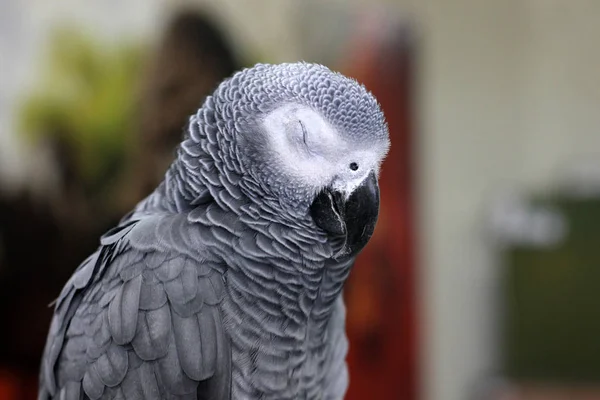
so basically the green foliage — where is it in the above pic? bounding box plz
[18,27,146,195]
[502,195,600,383]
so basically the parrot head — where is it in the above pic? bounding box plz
[200,62,390,258]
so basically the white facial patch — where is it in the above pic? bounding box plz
[331,172,369,199]
[261,104,342,190]
[261,103,387,197]
[330,148,384,199]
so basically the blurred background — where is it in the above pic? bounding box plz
[2,1,600,399]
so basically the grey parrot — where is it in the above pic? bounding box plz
[38,62,390,400]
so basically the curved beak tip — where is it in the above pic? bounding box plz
[310,172,380,258]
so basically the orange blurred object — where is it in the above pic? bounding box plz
[340,15,418,400]
[0,367,37,400]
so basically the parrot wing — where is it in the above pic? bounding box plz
[39,214,231,400]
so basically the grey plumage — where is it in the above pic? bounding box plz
[39,62,389,400]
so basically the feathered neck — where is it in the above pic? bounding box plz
[131,156,200,216]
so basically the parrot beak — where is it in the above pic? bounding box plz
[310,171,380,259]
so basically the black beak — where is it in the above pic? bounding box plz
[310,172,380,258]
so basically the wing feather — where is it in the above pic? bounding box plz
[38,215,230,400]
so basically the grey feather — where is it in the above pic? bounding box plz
[164,264,198,304]
[171,312,206,381]
[94,343,128,387]
[82,363,105,399]
[131,305,171,360]
[108,274,142,345]
[137,363,161,400]
[157,336,199,395]
[121,362,160,400]
[60,381,82,400]
[154,257,185,282]
[137,279,167,311]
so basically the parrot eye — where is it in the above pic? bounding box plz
[298,120,308,144]
[349,162,359,171]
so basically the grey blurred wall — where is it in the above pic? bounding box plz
[417,1,600,399]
